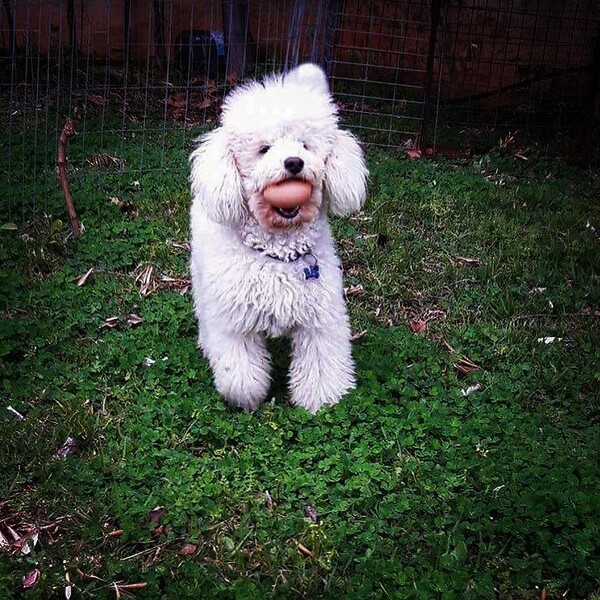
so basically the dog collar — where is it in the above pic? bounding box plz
[260,247,320,280]
[239,222,321,280]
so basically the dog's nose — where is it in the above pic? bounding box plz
[284,156,304,175]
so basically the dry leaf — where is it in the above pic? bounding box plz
[461,383,482,397]
[135,265,155,297]
[75,267,94,287]
[23,569,40,589]
[410,320,427,333]
[350,329,367,342]
[264,490,273,509]
[106,529,124,537]
[537,337,563,344]
[170,241,190,252]
[126,313,143,326]
[345,284,365,296]
[86,154,122,168]
[294,540,312,557]
[56,437,77,459]
[179,544,197,556]
[407,149,422,159]
[87,94,107,106]
[451,256,481,268]
[152,525,171,536]
[101,316,120,329]
[148,506,166,524]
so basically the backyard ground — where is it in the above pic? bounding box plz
[0,116,599,599]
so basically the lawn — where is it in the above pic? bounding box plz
[0,115,599,599]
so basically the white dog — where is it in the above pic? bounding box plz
[189,63,368,413]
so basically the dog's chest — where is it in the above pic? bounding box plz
[210,252,338,336]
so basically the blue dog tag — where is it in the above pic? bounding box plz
[304,264,320,280]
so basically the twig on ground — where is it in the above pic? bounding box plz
[57,119,81,237]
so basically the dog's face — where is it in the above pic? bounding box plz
[190,64,368,231]
[228,118,335,231]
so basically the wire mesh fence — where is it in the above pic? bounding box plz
[1,0,599,222]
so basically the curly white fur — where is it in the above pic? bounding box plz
[189,63,368,413]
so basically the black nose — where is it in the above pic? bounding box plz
[284,156,304,175]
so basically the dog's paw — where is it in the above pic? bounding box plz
[289,372,355,414]
[213,362,270,412]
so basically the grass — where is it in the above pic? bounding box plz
[0,114,599,599]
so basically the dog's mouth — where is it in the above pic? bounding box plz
[274,206,300,219]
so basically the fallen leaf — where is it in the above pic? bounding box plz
[23,569,40,589]
[409,320,427,333]
[264,490,273,509]
[87,94,107,106]
[451,256,481,268]
[126,313,143,326]
[407,148,422,159]
[345,284,365,296]
[135,265,155,297]
[461,383,482,397]
[101,316,120,329]
[75,267,94,287]
[86,154,123,168]
[350,329,367,342]
[294,540,312,557]
[55,437,77,459]
[537,337,563,344]
[159,276,191,295]
[170,241,190,252]
[148,506,166,524]
[195,97,217,110]
[179,544,197,556]
[106,529,124,537]
[152,525,171,536]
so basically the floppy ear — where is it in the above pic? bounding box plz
[324,129,368,216]
[190,127,245,225]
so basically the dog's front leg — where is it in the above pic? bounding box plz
[206,331,271,412]
[288,323,356,413]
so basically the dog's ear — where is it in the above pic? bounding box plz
[190,127,245,225]
[324,129,368,216]
[285,63,329,94]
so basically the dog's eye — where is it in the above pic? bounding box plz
[303,143,309,151]
[259,145,270,155]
